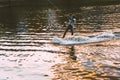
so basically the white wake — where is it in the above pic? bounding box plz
[52,31,120,45]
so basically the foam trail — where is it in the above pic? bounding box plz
[52,31,120,45]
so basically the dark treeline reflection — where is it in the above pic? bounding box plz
[0,1,120,34]
[0,7,17,33]
[0,0,120,7]
[0,7,48,33]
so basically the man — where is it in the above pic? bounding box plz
[62,14,76,38]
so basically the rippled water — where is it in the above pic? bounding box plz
[0,4,120,80]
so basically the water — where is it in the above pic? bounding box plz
[0,3,120,80]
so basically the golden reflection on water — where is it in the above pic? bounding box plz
[51,58,103,80]
[51,40,120,80]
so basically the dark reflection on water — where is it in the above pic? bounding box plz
[0,7,49,34]
[69,46,77,60]
[0,5,120,34]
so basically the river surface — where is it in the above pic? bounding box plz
[0,4,120,80]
